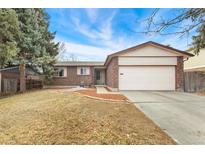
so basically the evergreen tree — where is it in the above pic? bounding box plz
[192,24,205,55]
[0,9,20,68]
[14,9,59,91]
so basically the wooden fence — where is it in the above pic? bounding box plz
[184,71,205,92]
[17,79,43,91]
[25,79,43,90]
[1,78,43,95]
[3,79,18,94]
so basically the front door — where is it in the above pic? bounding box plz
[95,70,105,85]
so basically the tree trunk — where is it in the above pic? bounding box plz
[19,64,26,92]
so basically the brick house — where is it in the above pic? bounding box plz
[52,41,193,91]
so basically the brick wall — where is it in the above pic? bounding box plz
[176,56,184,91]
[51,66,94,86]
[106,57,118,89]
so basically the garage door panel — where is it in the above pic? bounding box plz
[119,66,175,90]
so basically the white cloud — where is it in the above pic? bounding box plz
[71,10,117,41]
[71,17,98,39]
[56,38,114,61]
[98,10,116,40]
[55,34,142,61]
[58,9,140,61]
[100,35,136,51]
[160,35,190,50]
[85,8,98,23]
[69,9,135,52]
[55,9,138,61]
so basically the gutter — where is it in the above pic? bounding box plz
[0,66,19,72]
[183,57,189,62]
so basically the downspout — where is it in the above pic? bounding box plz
[183,57,189,92]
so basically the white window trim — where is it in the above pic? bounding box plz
[54,67,67,77]
[77,67,90,75]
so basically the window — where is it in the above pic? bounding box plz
[78,67,90,75]
[80,68,86,75]
[59,69,64,77]
[96,70,101,80]
[54,67,66,77]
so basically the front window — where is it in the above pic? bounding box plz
[54,67,66,77]
[78,67,90,75]
[59,69,64,76]
[80,68,87,75]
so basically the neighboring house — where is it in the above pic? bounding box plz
[184,48,205,72]
[0,66,41,93]
[184,48,205,92]
[52,41,193,91]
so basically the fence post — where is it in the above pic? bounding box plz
[19,64,26,92]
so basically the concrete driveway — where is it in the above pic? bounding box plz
[122,91,205,144]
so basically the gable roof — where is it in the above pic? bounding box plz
[104,41,194,65]
[54,61,104,66]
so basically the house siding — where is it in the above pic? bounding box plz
[184,48,205,71]
[51,66,94,86]
[118,57,177,65]
[106,57,118,89]
[176,56,184,91]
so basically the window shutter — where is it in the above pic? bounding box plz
[77,67,80,75]
[86,67,90,75]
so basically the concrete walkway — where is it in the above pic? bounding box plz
[96,86,109,94]
[96,86,119,94]
[121,91,205,144]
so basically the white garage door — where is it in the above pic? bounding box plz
[119,66,175,90]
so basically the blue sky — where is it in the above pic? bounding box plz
[46,8,195,61]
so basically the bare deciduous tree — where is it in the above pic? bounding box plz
[57,42,78,61]
[138,8,205,54]
[141,9,204,36]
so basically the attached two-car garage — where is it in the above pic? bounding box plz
[105,41,192,91]
[119,66,175,90]
[116,43,182,91]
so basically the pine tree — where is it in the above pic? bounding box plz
[14,9,59,92]
[192,24,205,55]
[0,9,20,68]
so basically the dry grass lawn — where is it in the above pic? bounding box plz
[0,89,175,144]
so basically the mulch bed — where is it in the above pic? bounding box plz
[77,88,128,101]
[197,92,205,96]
